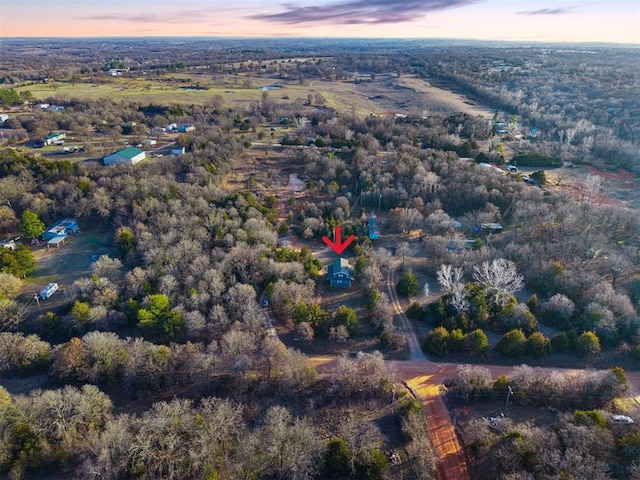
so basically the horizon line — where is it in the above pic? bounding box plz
[1,35,639,47]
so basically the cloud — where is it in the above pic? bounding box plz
[253,0,478,25]
[80,10,213,24]
[518,6,576,16]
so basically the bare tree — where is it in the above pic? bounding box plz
[397,242,410,269]
[329,325,350,344]
[472,258,523,306]
[91,255,124,282]
[296,322,314,344]
[583,174,603,203]
[260,406,323,480]
[338,416,384,474]
[436,264,464,293]
[362,264,383,291]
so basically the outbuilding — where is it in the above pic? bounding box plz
[368,215,380,240]
[103,146,146,165]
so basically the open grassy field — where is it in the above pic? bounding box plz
[14,72,494,119]
[17,78,264,105]
[394,76,495,118]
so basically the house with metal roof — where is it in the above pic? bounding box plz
[42,218,79,241]
[327,257,354,288]
[103,146,146,165]
[42,132,66,145]
[368,215,380,240]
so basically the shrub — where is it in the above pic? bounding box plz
[423,326,450,356]
[550,332,573,352]
[397,269,419,297]
[575,331,601,357]
[496,329,527,358]
[465,329,489,354]
[573,410,607,429]
[323,437,351,478]
[526,332,551,358]
[355,449,389,480]
[493,374,511,395]
[407,301,424,320]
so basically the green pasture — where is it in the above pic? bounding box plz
[14,74,387,116]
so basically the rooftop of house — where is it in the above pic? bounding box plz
[329,257,354,277]
[43,132,64,139]
[110,146,145,159]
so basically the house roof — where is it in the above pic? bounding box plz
[111,146,144,159]
[44,132,64,140]
[328,257,354,279]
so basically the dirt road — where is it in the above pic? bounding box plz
[387,261,426,361]
[385,261,468,480]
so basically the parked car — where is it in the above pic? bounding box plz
[262,297,269,307]
[39,282,59,300]
[612,415,634,424]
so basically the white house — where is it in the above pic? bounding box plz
[103,146,146,165]
[108,68,129,76]
[42,132,66,145]
[171,146,185,155]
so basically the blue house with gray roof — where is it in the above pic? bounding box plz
[327,257,354,288]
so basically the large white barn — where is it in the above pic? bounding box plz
[103,146,146,165]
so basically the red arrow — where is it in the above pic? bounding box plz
[322,225,355,255]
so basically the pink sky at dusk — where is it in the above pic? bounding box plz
[1,0,638,43]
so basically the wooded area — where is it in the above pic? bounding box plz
[0,38,638,479]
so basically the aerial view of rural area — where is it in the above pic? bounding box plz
[0,1,639,479]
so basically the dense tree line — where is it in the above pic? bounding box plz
[448,366,638,479]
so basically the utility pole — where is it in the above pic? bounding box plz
[505,385,513,414]
[34,294,42,313]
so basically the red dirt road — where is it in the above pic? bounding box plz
[311,353,640,480]
[396,362,469,480]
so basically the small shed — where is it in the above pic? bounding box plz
[47,235,67,248]
[441,220,463,230]
[480,223,503,234]
[277,237,291,248]
[327,257,354,288]
[171,146,186,155]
